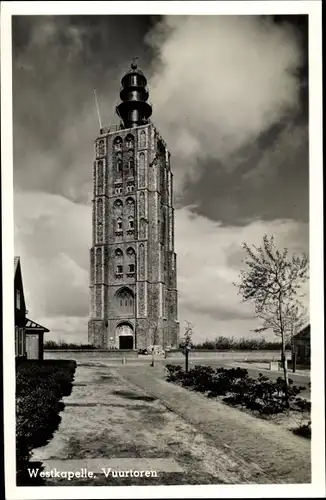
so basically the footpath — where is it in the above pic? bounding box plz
[118,363,311,484]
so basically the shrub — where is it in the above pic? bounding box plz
[293,420,311,439]
[182,365,215,392]
[292,397,311,412]
[165,364,184,382]
[192,336,291,351]
[16,360,76,485]
[165,363,308,417]
[44,340,97,350]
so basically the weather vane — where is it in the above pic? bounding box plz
[131,56,138,68]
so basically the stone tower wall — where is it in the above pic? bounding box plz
[88,123,179,349]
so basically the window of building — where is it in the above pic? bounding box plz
[113,199,123,212]
[128,264,135,273]
[125,134,134,149]
[115,288,134,314]
[113,136,122,151]
[18,328,24,356]
[139,130,146,149]
[98,222,103,243]
[116,265,123,274]
[126,197,135,207]
[97,160,103,189]
[117,218,123,230]
[98,139,105,156]
[128,158,134,176]
[116,159,122,173]
[97,197,103,218]
[16,289,21,310]
[128,217,134,229]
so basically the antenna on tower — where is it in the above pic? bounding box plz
[93,88,102,130]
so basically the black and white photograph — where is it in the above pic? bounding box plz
[1,1,324,498]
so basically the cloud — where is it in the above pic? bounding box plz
[147,15,304,188]
[14,191,91,320]
[13,16,156,202]
[14,190,309,343]
[175,207,309,340]
[12,16,309,344]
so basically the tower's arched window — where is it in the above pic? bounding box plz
[128,215,134,230]
[139,191,145,217]
[113,199,123,214]
[126,247,136,275]
[98,222,103,243]
[126,197,135,208]
[125,134,134,150]
[126,198,135,226]
[161,212,166,242]
[115,287,134,313]
[139,243,145,278]
[139,218,147,239]
[139,130,146,149]
[113,136,122,151]
[97,198,103,219]
[97,160,103,189]
[116,217,123,232]
[116,157,123,173]
[139,153,145,186]
[128,157,135,176]
[96,247,102,282]
[98,139,105,156]
[115,248,123,275]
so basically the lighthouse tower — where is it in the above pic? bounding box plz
[88,61,179,350]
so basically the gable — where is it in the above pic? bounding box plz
[14,257,26,312]
[294,324,310,340]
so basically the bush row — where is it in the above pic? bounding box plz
[190,336,291,351]
[165,364,309,416]
[44,340,97,349]
[16,360,77,485]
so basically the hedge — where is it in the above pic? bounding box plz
[16,360,76,485]
[165,364,309,418]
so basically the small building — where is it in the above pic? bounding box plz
[293,324,310,366]
[14,257,27,358]
[14,256,50,360]
[25,319,50,360]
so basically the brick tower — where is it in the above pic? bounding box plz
[88,61,179,350]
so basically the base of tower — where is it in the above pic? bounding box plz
[88,317,180,350]
[88,319,106,348]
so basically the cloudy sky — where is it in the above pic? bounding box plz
[13,14,309,343]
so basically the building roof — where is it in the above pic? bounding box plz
[293,324,310,340]
[14,256,20,276]
[25,318,50,333]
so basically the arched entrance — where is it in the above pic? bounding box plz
[116,323,134,350]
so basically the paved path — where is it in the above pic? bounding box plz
[30,360,278,485]
[118,363,311,484]
[30,359,310,485]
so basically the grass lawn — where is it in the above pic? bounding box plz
[16,359,76,485]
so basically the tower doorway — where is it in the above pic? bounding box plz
[116,323,134,350]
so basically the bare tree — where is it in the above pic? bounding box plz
[180,321,194,372]
[234,234,308,406]
[148,317,159,367]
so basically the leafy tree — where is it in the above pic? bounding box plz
[234,234,308,406]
